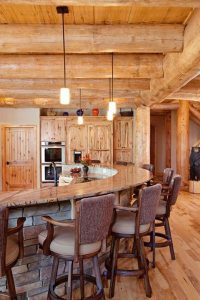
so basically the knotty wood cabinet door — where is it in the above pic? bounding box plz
[2,126,37,191]
[114,117,133,163]
[88,124,113,165]
[41,117,66,142]
[67,124,88,163]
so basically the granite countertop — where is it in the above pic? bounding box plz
[0,165,151,208]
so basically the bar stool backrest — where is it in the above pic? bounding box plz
[168,175,182,207]
[163,168,174,185]
[79,194,114,245]
[0,207,8,277]
[138,184,162,226]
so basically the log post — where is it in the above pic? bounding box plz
[134,106,150,166]
[176,100,189,185]
[165,112,171,168]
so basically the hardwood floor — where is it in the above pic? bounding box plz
[72,191,200,299]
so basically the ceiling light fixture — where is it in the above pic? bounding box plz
[57,6,70,105]
[108,53,117,114]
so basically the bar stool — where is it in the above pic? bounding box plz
[150,168,174,191]
[38,194,115,300]
[106,184,162,298]
[145,175,182,267]
[0,207,26,300]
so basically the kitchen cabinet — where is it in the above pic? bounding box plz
[41,117,66,142]
[67,124,88,163]
[88,123,113,165]
[113,117,133,163]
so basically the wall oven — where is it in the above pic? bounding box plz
[41,164,63,182]
[41,141,66,164]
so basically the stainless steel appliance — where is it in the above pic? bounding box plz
[41,164,63,183]
[74,151,82,163]
[41,141,66,164]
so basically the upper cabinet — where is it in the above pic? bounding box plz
[113,117,134,163]
[41,117,66,142]
[67,124,88,163]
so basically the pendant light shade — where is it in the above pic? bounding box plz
[57,6,70,105]
[78,116,84,125]
[107,110,113,121]
[108,101,117,114]
[108,53,117,114]
[60,87,70,105]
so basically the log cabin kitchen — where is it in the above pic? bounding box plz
[0,1,200,300]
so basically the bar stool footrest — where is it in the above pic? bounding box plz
[49,273,104,300]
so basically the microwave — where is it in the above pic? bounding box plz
[41,141,65,164]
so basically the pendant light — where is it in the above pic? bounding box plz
[108,53,117,114]
[57,6,70,105]
[77,89,84,125]
[107,78,113,121]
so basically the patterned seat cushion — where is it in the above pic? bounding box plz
[156,200,167,215]
[112,210,150,235]
[6,236,19,266]
[39,227,102,256]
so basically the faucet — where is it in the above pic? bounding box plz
[48,162,58,187]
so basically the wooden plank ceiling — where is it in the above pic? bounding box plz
[0,2,199,109]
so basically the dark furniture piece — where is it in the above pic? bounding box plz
[145,175,182,267]
[106,184,162,298]
[0,207,26,300]
[39,194,115,300]
[190,147,200,180]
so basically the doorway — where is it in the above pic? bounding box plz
[2,126,37,191]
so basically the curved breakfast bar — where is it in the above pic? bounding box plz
[0,165,151,298]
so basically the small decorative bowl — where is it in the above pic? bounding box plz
[70,167,81,174]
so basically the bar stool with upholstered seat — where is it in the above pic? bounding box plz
[145,174,182,267]
[38,194,115,300]
[0,206,26,300]
[106,184,162,298]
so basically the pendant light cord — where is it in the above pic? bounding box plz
[62,12,66,88]
[80,89,81,109]
[111,52,114,102]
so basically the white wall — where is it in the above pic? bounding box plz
[0,108,40,190]
[190,119,200,148]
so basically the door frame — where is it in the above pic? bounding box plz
[2,125,37,191]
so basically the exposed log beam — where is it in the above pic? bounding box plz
[1,0,200,7]
[151,103,179,110]
[0,54,163,79]
[0,24,184,54]
[189,104,200,121]
[180,79,200,91]
[167,92,200,101]
[0,78,149,91]
[0,88,140,99]
[0,97,136,109]
[190,112,200,127]
[145,9,200,105]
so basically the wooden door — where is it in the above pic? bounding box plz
[88,124,113,165]
[2,126,37,191]
[67,124,88,163]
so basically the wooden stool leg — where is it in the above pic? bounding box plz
[6,268,17,300]
[109,238,119,299]
[93,255,105,300]
[79,258,85,300]
[151,224,156,268]
[140,239,152,298]
[67,261,73,300]
[164,217,175,260]
[48,256,59,300]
